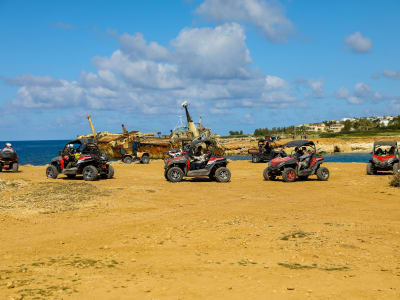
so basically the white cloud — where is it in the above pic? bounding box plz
[196,0,294,43]
[335,86,350,98]
[2,74,63,87]
[171,23,251,79]
[295,78,325,98]
[12,80,83,108]
[354,82,372,97]
[345,32,372,53]
[373,69,400,80]
[52,21,75,30]
[336,82,384,105]
[2,25,318,115]
[265,75,288,90]
[118,32,169,61]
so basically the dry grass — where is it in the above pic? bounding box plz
[0,181,110,214]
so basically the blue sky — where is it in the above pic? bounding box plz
[1,0,399,140]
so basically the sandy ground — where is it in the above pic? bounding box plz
[0,161,399,300]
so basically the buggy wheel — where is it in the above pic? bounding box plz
[102,165,114,179]
[263,168,275,181]
[316,167,329,181]
[215,167,231,183]
[282,168,296,182]
[123,156,133,164]
[167,167,184,182]
[46,165,59,179]
[83,165,98,181]
[252,155,259,163]
[366,163,375,175]
[393,163,400,174]
[12,163,19,172]
[66,174,76,179]
[140,155,150,164]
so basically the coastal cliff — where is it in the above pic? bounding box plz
[219,136,400,156]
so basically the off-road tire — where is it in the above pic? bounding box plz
[215,167,231,183]
[316,167,330,181]
[282,167,296,182]
[252,155,259,163]
[263,168,275,181]
[66,174,76,179]
[123,156,133,164]
[12,163,19,172]
[46,165,59,179]
[366,163,375,175]
[105,165,114,179]
[140,155,150,164]
[166,167,184,182]
[82,165,98,181]
[393,163,400,174]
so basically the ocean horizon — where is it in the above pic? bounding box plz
[0,140,371,166]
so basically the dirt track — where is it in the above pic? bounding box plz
[1,161,400,299]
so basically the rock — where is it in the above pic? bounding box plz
[287,287,295,291]
[7,281,15,289]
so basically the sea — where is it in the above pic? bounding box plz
[0,140,371,166]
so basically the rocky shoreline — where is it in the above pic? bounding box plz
[219,136,400,156]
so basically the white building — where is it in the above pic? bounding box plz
[329,123,345,132]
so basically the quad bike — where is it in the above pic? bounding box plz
[120,148,150,164]
[248,137,285,163]
[366,141,399,175]
[0,147,19,172]
[46,138,114,181]
[263,140,329,182]
[164,138,231,183]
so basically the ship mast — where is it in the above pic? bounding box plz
[86,114,97,140]
[181,101,199,138]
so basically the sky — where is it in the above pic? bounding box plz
[0,0,399,140]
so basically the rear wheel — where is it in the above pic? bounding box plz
[140,155,150,164]
[215,167,231,183]
[167,167,184,182]
[263,168,275,181]
[393,163,400,174]
[316,167,329,181]
[123,156,133,164]
[83,165,98,181]
[46,165,59,179]
[102,165,114,179]
[366,163,375,175]
[282,168,296,182]
[12,163,19,172]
